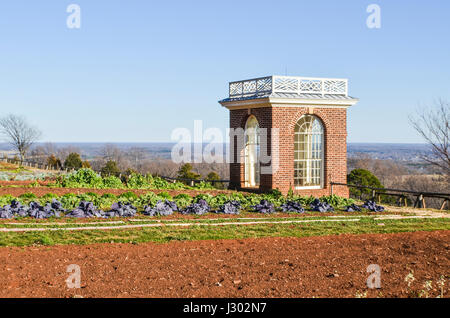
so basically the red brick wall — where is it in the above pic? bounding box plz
[229,107,272,190]
[229,106,349,198]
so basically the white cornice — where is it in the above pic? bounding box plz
[219,97,359,110]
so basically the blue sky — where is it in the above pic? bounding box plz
[0,0,449,143]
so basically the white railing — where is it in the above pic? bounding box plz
[228,75,348,98]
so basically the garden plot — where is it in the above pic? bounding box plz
[1,231,448,298]
[0,213,447,232]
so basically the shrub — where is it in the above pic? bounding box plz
[47,155,62,169]
[64,153,83,170]
[347,169,384,198]
[101,161,121,177]
[206,171,224,189]
[82,161,91,168]
[177,163,200,182]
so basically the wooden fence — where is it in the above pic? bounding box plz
[160,175,231,187]
[330,182,449,210]
[0,157,67,172]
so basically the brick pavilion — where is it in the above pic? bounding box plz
[219,75,359,197]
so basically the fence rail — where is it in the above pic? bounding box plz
[330,182,450,210]
[0,157,66,172]
[228,75,349,99]
[160,175,230,187]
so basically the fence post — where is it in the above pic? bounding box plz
[439,199,447,211]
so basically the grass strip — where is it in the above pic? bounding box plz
[0,217,448,247]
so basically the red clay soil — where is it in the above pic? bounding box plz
[0,186,238,197]
[0,231,448,298]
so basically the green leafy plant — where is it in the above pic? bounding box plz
[102,176,124,189]
[59,168,104,188]
[320,194,355,209]
[18,192,37,204]
[126,172,150,189]
[173,193,193,209]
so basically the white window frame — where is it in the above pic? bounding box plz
[294,115,324,190]
[244,115,260,188]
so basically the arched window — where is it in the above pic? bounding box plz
[294,115,324,188]
[244,115,260,187]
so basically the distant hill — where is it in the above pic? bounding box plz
[0,142,432,162]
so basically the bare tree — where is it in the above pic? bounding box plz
[410,100,449,176]
[97,144,130,170]
[0,114,42,162]
[30,142,57,164]
[57,146,82,162]
[127,147,147,171]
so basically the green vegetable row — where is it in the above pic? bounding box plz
[48,168,215,190]
[0,191,355,212]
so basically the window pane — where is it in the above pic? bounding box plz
[294,115,323,187]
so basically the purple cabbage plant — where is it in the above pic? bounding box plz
[310,199,334,212]
[216,200,241,215]
[181,199,210,215]
[65,201,104,218]
[143,200,177,216]
[251,200,275,214]
[280,200,305,213]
